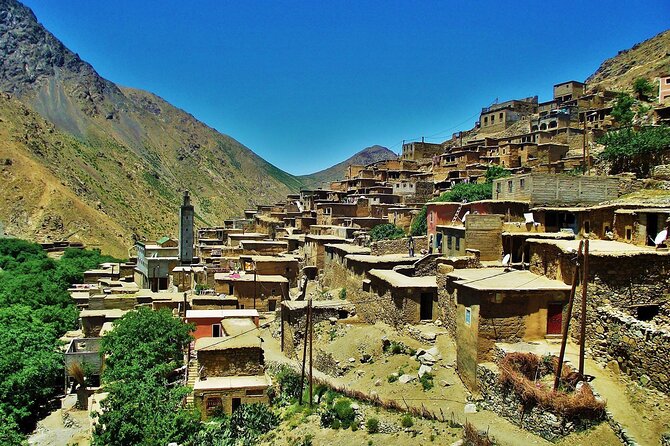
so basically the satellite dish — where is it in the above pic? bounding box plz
[654,229,668,246]
[502,254,511,267]
[461,211,470,222]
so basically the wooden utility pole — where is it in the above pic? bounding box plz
[554,240,584,391]
[579,239,590,376]
[253,262,257,309]
[582,117,587,174]
[298,300,310,405]
[308,299,314,407]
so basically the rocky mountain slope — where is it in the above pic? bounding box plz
[299,145,397,188]
[0,0,303,256]
[586,29,670,92]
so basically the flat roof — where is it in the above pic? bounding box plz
[525,238,670,257]
[345,253,417,264]
[614,208,670,214]
[228,233,267,239]
[193,374,271,391]
[195,332,261,351]
[501,231,574,239]
[324,243,371,255]
[79,309,128,318]
[186,309,259,319]
[238,255,298,262]
[448,268,571,291]
[282,299,353,311]
[369,269,437,289]
[221,318,257,336]
[304,234,347,241]
[213,273,288,283]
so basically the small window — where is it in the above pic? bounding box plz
[246,388,264,396]
[465,307,472,325]
[447,235,452,249]
[584,221,590,234]
[455,236,460,251]
[520,179,525,189]
[508,180,513,193]
[212,324,222,337]
[268,299,277,311]
[430,212,434,223]
[496,183,501,193]
[499,112,503,120]
[206,397,223,415]
[625,227,633,240]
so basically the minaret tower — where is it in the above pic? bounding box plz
[179,190,194,265]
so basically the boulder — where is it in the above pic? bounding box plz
[421,332,437,341]
[464,403,477,414]
[419,353,437,365]
[399,374,415,384]
[418,364,432,378]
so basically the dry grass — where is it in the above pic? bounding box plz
[67,362,86,387]
[498,352,606,420]
[463,421,495,446]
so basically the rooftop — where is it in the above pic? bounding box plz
[526,238,670,257]
[186,309,259,319]
[324,243,371,255]
[447,268,571,291]
[213,273,288,283]
[368,269,437,289]
[194,332,261,351]
[193,374,271,391]
[345,253,417,265]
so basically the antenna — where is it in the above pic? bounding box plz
[654,229,668,247]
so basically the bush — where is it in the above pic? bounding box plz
[369,224,405,242]
[420,372,434,391]
[333,398,355,428]
[366,417,380,434]
[339,288,347,300]
[598,125,670,176]
[400,413,414,428]
[275,366,304,404]
[611,92,635,126]
[633,77,655,100]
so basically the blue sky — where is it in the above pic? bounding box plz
[22,0,670,175]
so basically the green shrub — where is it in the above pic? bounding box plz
[420,372,434,391]
[400,413,414,428]
[366,417,380,434]
[339,288,347,300]
[332,419,341,430]
[333,398,355,427]
[633,77,655,100]
[387,374,398,383]
[369,224,405,242]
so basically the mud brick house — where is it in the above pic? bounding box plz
[401,140,444,160]
[190,331,271,417]
[526,238,670,394]
[227,233,267,247]
[492,173,621,205]
[445,268,571,391]
[365,269,438,324]
[479,96,538,133]
[79,309,128,337]
[239,240,288,256]
[185,309,260,340]
[437,214,503,260]
[134,238,180,291]
[213,272,288,311]
[239,254,300,287]
[304,234,347,270]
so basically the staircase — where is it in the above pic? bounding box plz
[185,358,199,406]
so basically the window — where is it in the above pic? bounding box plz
[507,180,513,193]
[491,115,495,123]
[206,397,223,415]
[520,179,525,189]
[499,112,503,120]
[246,388,264,396]
[625,227,632,240]
[465,307,472,325]
[430,211,434,223]
[447,235,452,249]
[212,324,222,337]
[268,299,277,311]
[455,236,460,251]
[496,183,501,193]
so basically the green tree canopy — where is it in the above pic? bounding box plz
[598,125,670,176]
[100,307,193,382]
[632,77,655,101]
[611,92,635,127]
[369,223,405,241]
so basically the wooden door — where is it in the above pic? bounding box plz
[547,303,563,335]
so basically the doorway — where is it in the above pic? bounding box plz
[646,214,659,246]
[420,293,433,321]
[547,303,563,335]
[232,397,241,412]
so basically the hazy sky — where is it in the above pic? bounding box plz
[21,1,670,175]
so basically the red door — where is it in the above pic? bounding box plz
[547,303,563,335]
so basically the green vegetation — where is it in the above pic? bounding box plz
[410,166,510,235]
[369,223,405,241]
[420,372,435,391]
[0,239,118,444]
[339,288,347,300]
[366,417,380,434]
[598,125,670,176]
[320,397,356,430]
[400,413,414,428]
[611,92,636,127]
[633,77,655,101]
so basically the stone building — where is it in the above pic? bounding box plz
[445,268,571,390]
[213,272,288,311]
[365,269,438,324]
[185,309,260,340]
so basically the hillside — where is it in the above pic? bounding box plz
[299,145,397,188]
[0,0,303,256]
[586,29,670,92]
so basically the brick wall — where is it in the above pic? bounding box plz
[370,236,428,255]
[198,348,264,376]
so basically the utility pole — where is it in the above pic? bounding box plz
[554,240,584,391]
[253,261,257,310]
[579,239,590,376]
[308,298,313,407]
[582,114,588,175]
[298,300,310,405]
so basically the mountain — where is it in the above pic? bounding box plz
[0,0,303,257]
[299,145,397,189]
[586,30,670,92]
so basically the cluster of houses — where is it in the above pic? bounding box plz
[63,75,670,430]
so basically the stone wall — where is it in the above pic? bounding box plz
[370,236,428,256]
[477,364,604,441]
[589,305,670,395]
[198,348,264,377]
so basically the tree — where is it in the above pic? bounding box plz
[611,92,635,127]
[598,125,670,176]
[369,223,405,241]
[633,77,655,101]
[100,307,193,382]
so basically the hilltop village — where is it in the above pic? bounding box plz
[51,75,670,446]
